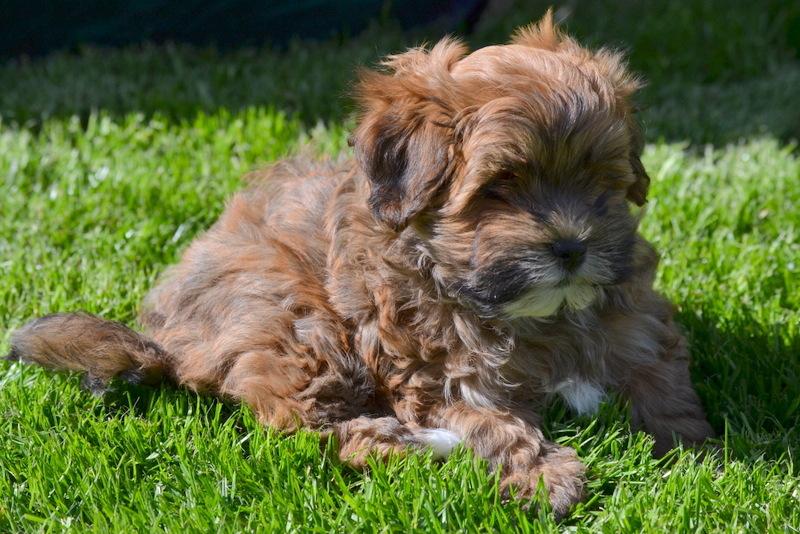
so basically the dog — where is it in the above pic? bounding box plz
[6,12,714,516]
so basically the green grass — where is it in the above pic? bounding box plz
[1,0,799,531]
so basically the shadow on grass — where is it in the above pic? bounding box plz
[96,378,399,497]
[97,381,276,467]
[677,307,799,464]
[98,381,232,420]
[2,44,798,149]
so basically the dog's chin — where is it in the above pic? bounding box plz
[503,284,598,319]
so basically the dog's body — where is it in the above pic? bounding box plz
[8,14,713,515]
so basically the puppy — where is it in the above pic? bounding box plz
[7,13,713,515]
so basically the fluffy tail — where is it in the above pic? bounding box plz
[6,312,172,393]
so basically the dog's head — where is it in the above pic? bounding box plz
[352,12,649,319]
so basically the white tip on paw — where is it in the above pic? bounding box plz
[416,428,461,459]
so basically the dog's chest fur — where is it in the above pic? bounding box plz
[498,311,617,414]
[330,211,616,418]
[551,378,605,415]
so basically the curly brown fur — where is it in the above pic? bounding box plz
[9,12,713,516]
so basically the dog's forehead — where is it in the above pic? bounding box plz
[452,44,608,97]
[453,44,557,74]
[451,45,628,163]
[443,43,634,211]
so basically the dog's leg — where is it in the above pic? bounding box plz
[332,416,461,467]
[604,296,715,456]
[217,350,461,466]
[428,401,584,516]
[623,352,714,457]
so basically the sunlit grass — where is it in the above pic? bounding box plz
[1,1,798,531]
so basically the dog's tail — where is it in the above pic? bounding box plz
[5,312,172,393]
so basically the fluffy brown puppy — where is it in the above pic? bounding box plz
[8,14,713,515]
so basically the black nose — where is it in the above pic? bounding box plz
[551,239,587,271]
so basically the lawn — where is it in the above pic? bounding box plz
[1,0,799,531]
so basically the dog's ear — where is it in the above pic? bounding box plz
[352,39,467,230]
[593,54,650,206]
[625,118,650,205]
[595,57,649,206]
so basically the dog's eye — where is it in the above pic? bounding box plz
[477,170,520,205]
[482,182,518,204]
[482,187,506,202]
[591,191,611,216]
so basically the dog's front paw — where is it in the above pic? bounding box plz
[501,444,586,517]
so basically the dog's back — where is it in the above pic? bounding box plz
[8,157,365,422]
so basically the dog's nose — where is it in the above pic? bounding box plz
[551,239,587,271]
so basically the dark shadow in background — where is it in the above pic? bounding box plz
[0,0,487,131]
[1,0,799,146]
[0,0,488,57]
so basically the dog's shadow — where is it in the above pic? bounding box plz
[98,382,243,432]
[677,306,799,462]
